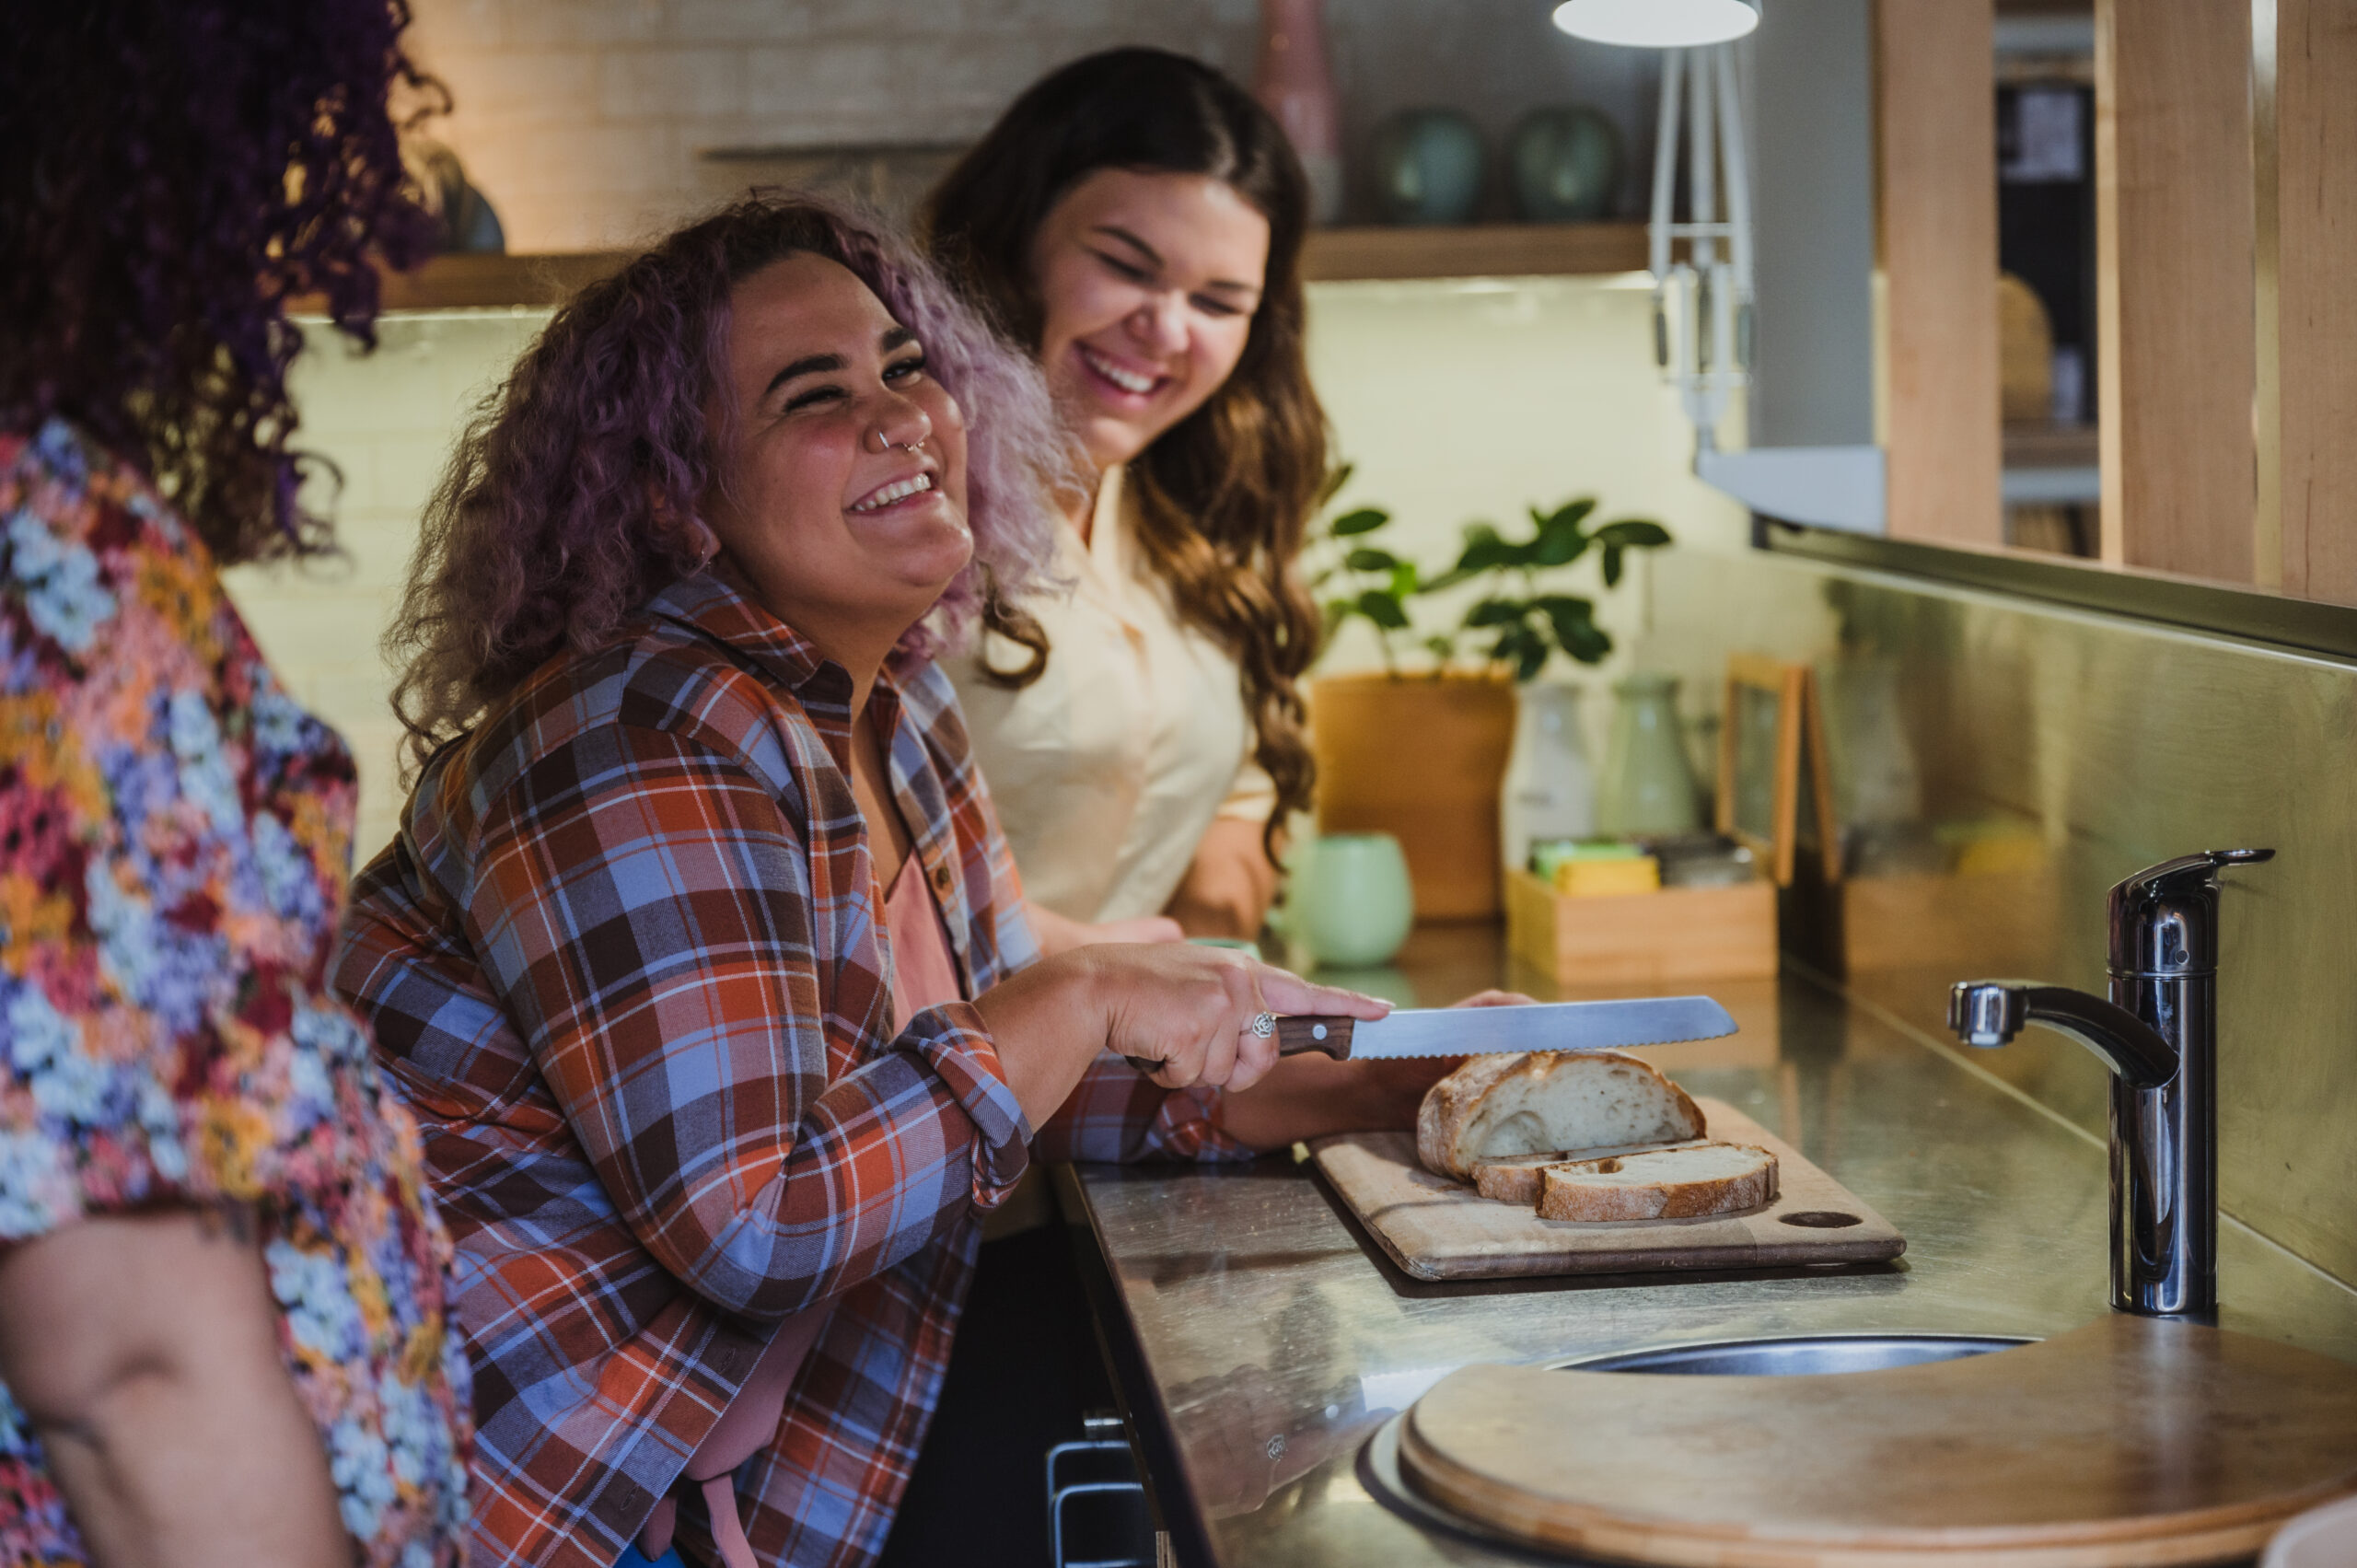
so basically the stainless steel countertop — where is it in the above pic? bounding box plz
[1053,927,2357,1568]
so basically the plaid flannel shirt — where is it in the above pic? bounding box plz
[332,571,1248,1568]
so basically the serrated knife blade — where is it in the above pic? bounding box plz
[1271,995,1736,1062]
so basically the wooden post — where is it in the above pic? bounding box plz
[2094,0,2258,581]
[1876,0,2003,547]
[2276,0,2357,604]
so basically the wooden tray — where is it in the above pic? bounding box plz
[1310,1098,1902,1282]
[1399,1315,2357,1567]
[1504,869,1779,985]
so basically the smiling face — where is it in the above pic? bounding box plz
[702,251,973,672]
[1028,168,1272,472]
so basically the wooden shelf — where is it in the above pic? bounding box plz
[375,250,631,311]
[1301,221,1649,282]
[366,222,1650,312]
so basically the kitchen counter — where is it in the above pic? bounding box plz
[1051,923,2357,1567]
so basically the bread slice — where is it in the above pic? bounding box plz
[1537,1141,1779,1223]
[1471,1138,1713,1204]
[1417,1051,1706,1181]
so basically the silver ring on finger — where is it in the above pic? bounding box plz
[1248,1011,1277,1039]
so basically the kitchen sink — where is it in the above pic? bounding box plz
[1555,1332,2036,1376]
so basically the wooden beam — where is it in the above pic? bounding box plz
[2276,0,2357,604]
[1876,0,2003,547]
[2094,0,2257,582]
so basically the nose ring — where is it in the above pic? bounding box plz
[871,427,927,454]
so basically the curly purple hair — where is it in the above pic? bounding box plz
[0,0,437,565]
[389,193,1069,765]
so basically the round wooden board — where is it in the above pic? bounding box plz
[1399,1316,2357,1567]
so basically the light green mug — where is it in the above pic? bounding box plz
[1290,832,1415,969]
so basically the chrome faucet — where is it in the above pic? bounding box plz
[1947,847,2274,1318]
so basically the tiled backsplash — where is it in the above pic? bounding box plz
[250,277,1744,864]
[224,311,549,857]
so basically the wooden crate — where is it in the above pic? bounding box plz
[1504,868,1778,985]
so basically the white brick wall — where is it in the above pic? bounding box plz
[404,0,1660,250]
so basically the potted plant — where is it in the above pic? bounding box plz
[1306,473,1671,920]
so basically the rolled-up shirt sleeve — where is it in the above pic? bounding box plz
[470,722,1029,1322]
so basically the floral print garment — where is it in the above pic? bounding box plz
[0,421,470,1564]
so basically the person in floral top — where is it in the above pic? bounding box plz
[0,4,471,1563]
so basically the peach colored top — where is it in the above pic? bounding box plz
[947,464,1275,924]
[634,853,966,1567]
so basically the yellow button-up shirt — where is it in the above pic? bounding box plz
[949,465,1275,923]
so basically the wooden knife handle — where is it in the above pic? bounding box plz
[1275,1016,1355,1060]
[1123,1015,1357,1073]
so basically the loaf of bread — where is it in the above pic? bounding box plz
[1536,1141,1778,1222]
[1471,1138,1713,1204]
[1416,1051,1705,1181]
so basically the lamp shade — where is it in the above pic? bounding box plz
[1551,0,1759,47]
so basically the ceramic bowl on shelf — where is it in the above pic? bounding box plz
[1368,109,1485,226]
[1508,106,1622,222]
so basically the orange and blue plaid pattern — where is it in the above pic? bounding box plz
[333,571,1248,1568]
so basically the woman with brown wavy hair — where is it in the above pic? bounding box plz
[923,46,1325,948]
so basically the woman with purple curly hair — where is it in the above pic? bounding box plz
[0,2,471,1564]
[332,193,1387,1568]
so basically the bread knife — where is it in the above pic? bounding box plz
[1121,995,1736,1073]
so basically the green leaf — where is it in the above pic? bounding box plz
[1483,624,1548,680]
[1541,497,1598,532]
[1455,532,1526,575]
[1318,461,1356,507]
[1562,616,1615,663]
[1356,588,1411,630]
[1423,634,1457,663]
[1596,517,1672,548]
[1601,544,1623,588]
[1344,547,1399,572]
[1331,506,1391,537]
[1463,597,1527,629]
[1529,519,1591,568]
[1388,562,1421,598]
[1417,565,1475,594]
[1539,596,1589,645]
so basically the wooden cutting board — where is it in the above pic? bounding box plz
[1399,1315,2357,1567]
[1310,1098,1902,1281]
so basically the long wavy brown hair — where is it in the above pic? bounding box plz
[922,47,1326,857]
[386,194,1066,770]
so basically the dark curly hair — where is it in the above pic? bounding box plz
[386,193,1069,769]
[0,1,438,566]
[923,48,1329,858]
